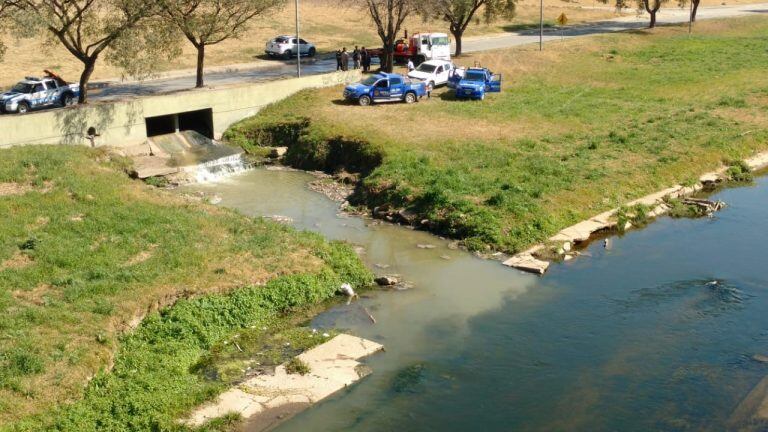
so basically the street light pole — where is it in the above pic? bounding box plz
[296,0,301,77]
[539,0,543,51]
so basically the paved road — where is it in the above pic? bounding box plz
[83,2,768,101]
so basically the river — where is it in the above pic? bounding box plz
[184,168,768,432]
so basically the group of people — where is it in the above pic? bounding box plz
[335,46,372,72]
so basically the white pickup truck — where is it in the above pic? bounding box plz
[407,60,456,89]
[1,73,79,114]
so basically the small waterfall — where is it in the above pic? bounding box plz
[145,131,252,183]
[182,153,251,183]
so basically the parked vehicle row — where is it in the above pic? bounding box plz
[0,71,79,115]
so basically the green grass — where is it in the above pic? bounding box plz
[226,17,768,253]
[0,146,372,429]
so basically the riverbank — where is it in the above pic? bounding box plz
[225,16,768,255]
[0,145,372,430]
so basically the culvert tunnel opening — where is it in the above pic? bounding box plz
[145,108,214,139]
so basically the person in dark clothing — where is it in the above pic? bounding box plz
[340,47,349,71]
[361,47,370,72]
[335,49,342,71]
[352,46,361,69]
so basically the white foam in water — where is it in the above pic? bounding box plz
[182,153,251,183]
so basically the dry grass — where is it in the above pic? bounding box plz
[0,0,725,87]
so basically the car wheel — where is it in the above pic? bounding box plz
[61,93,75,107]
[359,95,372,106]
[405,92,416,104]
[308,47,316,57]
[17,101,30,114]
[283,50,292,60]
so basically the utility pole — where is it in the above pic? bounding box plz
[296,0,301,77]
[539,0,544,51]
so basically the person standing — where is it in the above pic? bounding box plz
[335,49,342,71]
[407,58,415,72]
[360,47,370,72]
[352,46,361,70]
[340,47,349,71]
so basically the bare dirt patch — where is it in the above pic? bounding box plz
[1,251,33,271]
[0,182,32,196]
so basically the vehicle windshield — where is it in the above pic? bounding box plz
[416,64,437,73]
[360,76,380,86]
[464,71,486,81]
[430,36,450,45]
[10,82,34,93]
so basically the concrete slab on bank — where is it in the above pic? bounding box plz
[185,334,383,430]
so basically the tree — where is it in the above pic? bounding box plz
[421,0,515,57]
[599,0,664,28]
[677,0,700,22]
[158,0,284,88]
[16,0,161,103]
[363,0,414,72]
[639,0,665,28]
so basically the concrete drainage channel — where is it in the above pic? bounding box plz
[503,151,768,275]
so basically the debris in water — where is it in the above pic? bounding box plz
[340,283,359,304]
[208,195,222,205]
[440,255,451,260]
[375,263,390,269]
[752,354,768,363]
[681,198,726,216]
[375,276,400,286]
[417,244,436,249]
[362,306,376,324]
[604,238,612,249]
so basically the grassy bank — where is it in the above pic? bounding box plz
[0,146,371,430]
[226,17,768,253]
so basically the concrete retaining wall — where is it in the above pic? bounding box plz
[0,70,360,149]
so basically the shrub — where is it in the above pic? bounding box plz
[285,358,311,376]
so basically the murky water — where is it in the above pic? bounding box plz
[184,169,768,432]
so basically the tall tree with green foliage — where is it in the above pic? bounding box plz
[363,0,415,72]
[15,0,170,103]
[158,0,284,88]
[420,0,515,56]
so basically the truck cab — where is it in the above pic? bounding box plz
[343,73,427,106]
[449,67,502,100]
[394,32,451,65]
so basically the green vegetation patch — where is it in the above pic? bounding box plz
[227,17,768,253]
[0,146,371,429]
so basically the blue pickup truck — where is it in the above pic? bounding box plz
[343,73,427,106]
[448,67,502,100]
